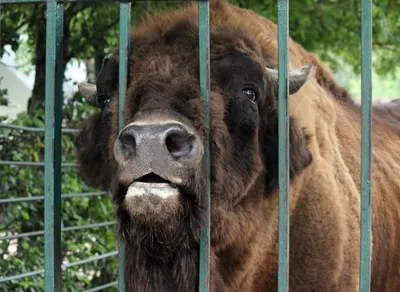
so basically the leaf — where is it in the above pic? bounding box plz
[21,211,30,220]
[32,151,39,162]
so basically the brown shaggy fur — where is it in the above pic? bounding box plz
[74,1,400,291]
[373,99,400,135]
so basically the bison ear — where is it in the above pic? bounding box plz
[78,83,98,107]
[265,64,314,95]
[259,115,313,193]
[78,54,119,108]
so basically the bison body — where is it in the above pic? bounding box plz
[74,1,400,291]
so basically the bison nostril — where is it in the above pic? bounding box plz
[118,129,137,159]
[165,130,196,159]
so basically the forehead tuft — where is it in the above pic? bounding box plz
[129,4,263,67]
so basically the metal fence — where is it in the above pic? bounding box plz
[0,125,116,288]
[0,1,373,292]
[0,122,117,289]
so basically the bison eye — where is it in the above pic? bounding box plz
[100,97,111,107]
[242,88,257,103]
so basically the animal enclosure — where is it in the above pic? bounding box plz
[0,0,374,292]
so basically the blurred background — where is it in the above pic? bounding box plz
[0,1,399,291]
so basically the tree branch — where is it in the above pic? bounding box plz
[15,19,30,31]
[66,17,119,62]
[105,19,120,31]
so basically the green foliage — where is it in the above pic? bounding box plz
[2,0,398,92]
[67,3,120,61]
[0,2,183,74]
[230,0,400,78]
[0,5,23,57]
[1,3,120,69]
[0,92,118,291]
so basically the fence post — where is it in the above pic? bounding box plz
[44,1,64,291]
[198,1,211,292]
[118,2,131,291]
[360,0,373,291]
[277,0,290,291]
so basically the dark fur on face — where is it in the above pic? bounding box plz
[74,4,313,292]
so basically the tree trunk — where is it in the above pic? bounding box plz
[94,50,105,77]
[85,50,105,83]
[27,5,46,114]
[27,4,74,114]
[85,59,96,83]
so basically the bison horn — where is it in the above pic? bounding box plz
[265,64,314,95]
[78,82,98,107]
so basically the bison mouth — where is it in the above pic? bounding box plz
[126,173,180,198]
[123,173,184,224]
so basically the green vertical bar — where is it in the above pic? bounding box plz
[118,2,131,292]
[198,1,211,292]
[360,0,372,291]
[44,1,63,292]
[277,0,290,292]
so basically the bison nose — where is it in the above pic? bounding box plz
[114,121,201,166]
[165,127,198,159]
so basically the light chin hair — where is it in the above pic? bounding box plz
[123,193,183,225]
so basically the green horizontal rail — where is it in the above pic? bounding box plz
[0,221,116,240]
[63,250,118,269]
[83,281,118,292]
[0,192,107,204]
[0,269,44,283]
[359,0,373,291]
[0,123,78,133]
[0,161,77,167]
[0,251,118,284]
[0,230,47,240]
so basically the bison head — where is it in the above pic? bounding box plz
[74,14,313,261]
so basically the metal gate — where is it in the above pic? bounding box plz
[0,0,373,291]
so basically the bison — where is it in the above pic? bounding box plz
[74,1,400,291]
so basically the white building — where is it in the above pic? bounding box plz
[0,44,87,123]
[0,61,32,122]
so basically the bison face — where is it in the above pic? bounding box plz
[74,23,313,252]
